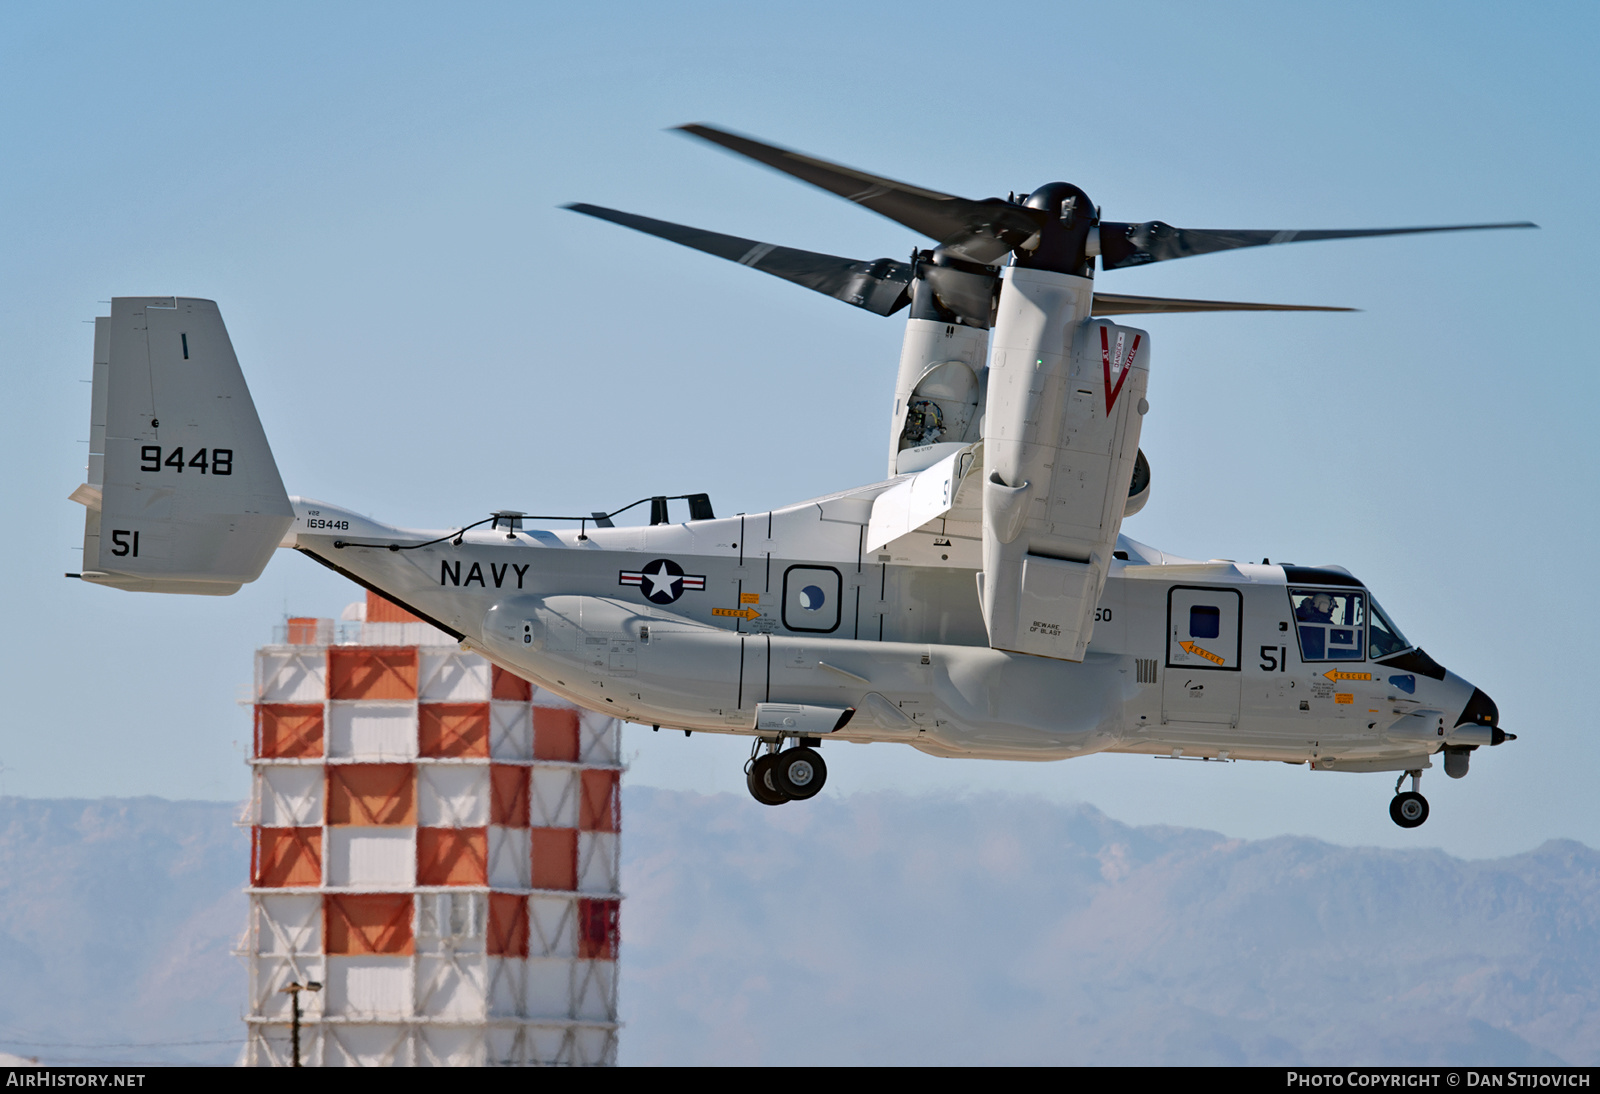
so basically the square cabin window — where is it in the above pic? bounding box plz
[782,566,842,634]
[1189,605,1221,639]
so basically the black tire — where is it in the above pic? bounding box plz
[1390,791,1429,828]
[747,753,790,806]
[773,747,827,800]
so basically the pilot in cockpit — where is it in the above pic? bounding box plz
[1296,592,1335,624]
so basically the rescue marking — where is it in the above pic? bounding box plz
[1100,326,1141,415]
[1323,670,1372,682]
[619,558,706,605]
[1179,640,1226,665]
[713,607,762,620]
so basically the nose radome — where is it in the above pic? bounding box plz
[1454,686,1514,746]
[1456,687,1498,728]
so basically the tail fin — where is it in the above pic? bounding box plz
[72,297,292,595]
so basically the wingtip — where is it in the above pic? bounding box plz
[674,123,755,148]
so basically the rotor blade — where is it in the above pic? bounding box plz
[566,203,914,316]
[1099,220,1538,270]
[676,124,1045,265]
[1090,293,1356,315]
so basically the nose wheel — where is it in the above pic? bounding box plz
[1389,769,1430,828]
[744,738,829,805]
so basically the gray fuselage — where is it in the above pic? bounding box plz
[291,490,1483,772]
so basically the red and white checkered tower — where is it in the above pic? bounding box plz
[242,592,622,1066]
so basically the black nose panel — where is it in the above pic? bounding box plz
[1378,647,1448,681]
[1456,688,1499,727]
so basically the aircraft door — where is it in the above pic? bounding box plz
[1162,586,1243,726]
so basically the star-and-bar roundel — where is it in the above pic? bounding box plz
[619,558,707,604]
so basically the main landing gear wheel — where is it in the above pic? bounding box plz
[1390,791,1429,828]
[773,747,827,800]
[747,753,790,806]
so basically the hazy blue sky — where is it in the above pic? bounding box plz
[3,1,1595,858]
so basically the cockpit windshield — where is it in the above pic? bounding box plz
[1368,599,1411,659]
[1288,588,1366,661]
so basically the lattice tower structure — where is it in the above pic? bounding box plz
[242,592,622,1066]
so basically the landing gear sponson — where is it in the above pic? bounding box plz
[745,737,828,806]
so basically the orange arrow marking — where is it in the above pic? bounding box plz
[713,607,761,621]
[1323,670,1372,682]
[1179,641,1226,666]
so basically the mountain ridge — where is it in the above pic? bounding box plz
[0,791,1593,1066]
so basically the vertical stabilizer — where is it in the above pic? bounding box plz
[73,297,292,595]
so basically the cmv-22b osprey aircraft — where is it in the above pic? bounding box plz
[67,126,1533,827]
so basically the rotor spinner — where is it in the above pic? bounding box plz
[1014,182,1098,278]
